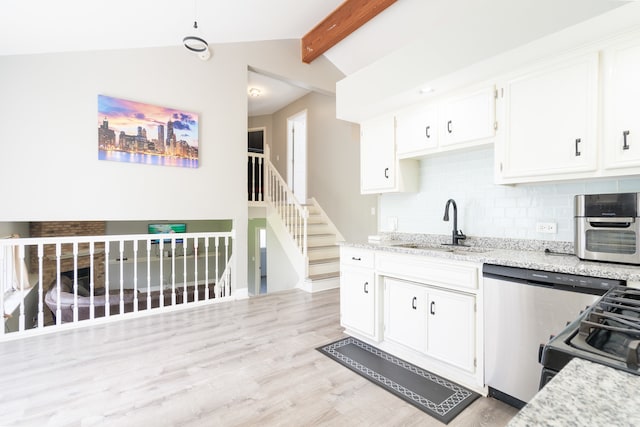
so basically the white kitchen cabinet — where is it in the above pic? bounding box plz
[384,277,476,372]
[440,86,496,147]
[602,38,640,171]
[384,278,427,352]
[497,53,599,183]
[426,287,475,372]
[396,103,438,156]
[340,247,378,340]
[360,115,418,194]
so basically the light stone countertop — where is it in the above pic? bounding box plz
[340,234,640,282]
[507,358,640,426]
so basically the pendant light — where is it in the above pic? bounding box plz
[183,2,211,61]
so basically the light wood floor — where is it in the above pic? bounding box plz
[0,289,518,426]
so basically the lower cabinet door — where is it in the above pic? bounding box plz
[426,288,476,372]
[341,268,376,337]
[384,278,427,353]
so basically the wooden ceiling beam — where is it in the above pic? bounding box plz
[301,0,397,64]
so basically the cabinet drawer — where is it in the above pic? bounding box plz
[341,247,375,269]
[376,253,478,291]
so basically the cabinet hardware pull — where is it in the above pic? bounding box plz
[430,301,436,315]
[575,138,581,157]
[425,126,431,138]
[624,130,631,150]
[447,120,452,134]
[411,296,417,310]
[384,167,389,179]
[363,282,368,294]
[351,257,361,261]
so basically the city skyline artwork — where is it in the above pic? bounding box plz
[98,95,199,168]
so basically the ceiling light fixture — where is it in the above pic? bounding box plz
[249,88,261,97]
[183,2,211,61]
[419,87,434,95]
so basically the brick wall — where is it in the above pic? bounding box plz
[28,221,106,290]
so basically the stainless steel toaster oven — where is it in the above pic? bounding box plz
[575,193,640,264]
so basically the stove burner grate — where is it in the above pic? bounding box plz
[575,288,640,369]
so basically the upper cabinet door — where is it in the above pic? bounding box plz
[360,115,396,193]
[440,86,496,147]
[498,53,599,182]
[360,115,419,194]
[396,103,438,156]
[603,39,640,171]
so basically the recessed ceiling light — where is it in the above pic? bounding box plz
[249,88,261,97]
[419,87,434,95]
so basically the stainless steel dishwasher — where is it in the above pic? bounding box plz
[483,263,624,408]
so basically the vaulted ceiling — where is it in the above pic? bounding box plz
[1,0,628,76]
[1,0,631,116]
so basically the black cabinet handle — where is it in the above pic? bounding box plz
[363,281,369,294]
[447,120,452,134]
[411,296,417,310]
[384,167,389,179]
[575,138,581,157]
[430,301,436,315]
[351,257,361,261]
[624,130,630,150]
[425,126,431,139]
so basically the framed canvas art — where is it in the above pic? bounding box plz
[98,95,199,168]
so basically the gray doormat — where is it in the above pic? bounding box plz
[317,336,479,424]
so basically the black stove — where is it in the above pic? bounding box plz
[540,286,640,386]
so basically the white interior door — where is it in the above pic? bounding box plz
[287,110,307,202]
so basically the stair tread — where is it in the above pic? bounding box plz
[308,257,340,265]
[307,245,339,251]
[298,234,335,240]
[308,272,340,281]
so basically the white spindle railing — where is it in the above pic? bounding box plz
[265,156,308,257]
[248,151,265,203]
[0,231,234,340]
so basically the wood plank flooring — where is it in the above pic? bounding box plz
[0,289,518,426]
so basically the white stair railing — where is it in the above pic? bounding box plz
[248,151,265,203]
[0,231,234,341]
[265,156,308,257]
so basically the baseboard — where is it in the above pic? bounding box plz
[298,276,340,293]
[232,287,249,299]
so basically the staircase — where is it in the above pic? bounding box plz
[301,201,342,292]
[262,146,343,293]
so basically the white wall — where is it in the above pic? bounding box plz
[270,92,377,241]
[0,39,343,293]
[266,214,300,292]
[379,146,640,242]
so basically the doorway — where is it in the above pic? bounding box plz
[248,218,267,296]
[257,227,267,294]
[287,110,307,202]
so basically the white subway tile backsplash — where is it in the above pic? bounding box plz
[618,179,640,192]
[379,146,640,242]
[585,180,618,194]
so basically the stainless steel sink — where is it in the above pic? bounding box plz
[391,243,489,254]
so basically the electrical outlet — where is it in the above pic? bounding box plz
[536,222,557,234]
